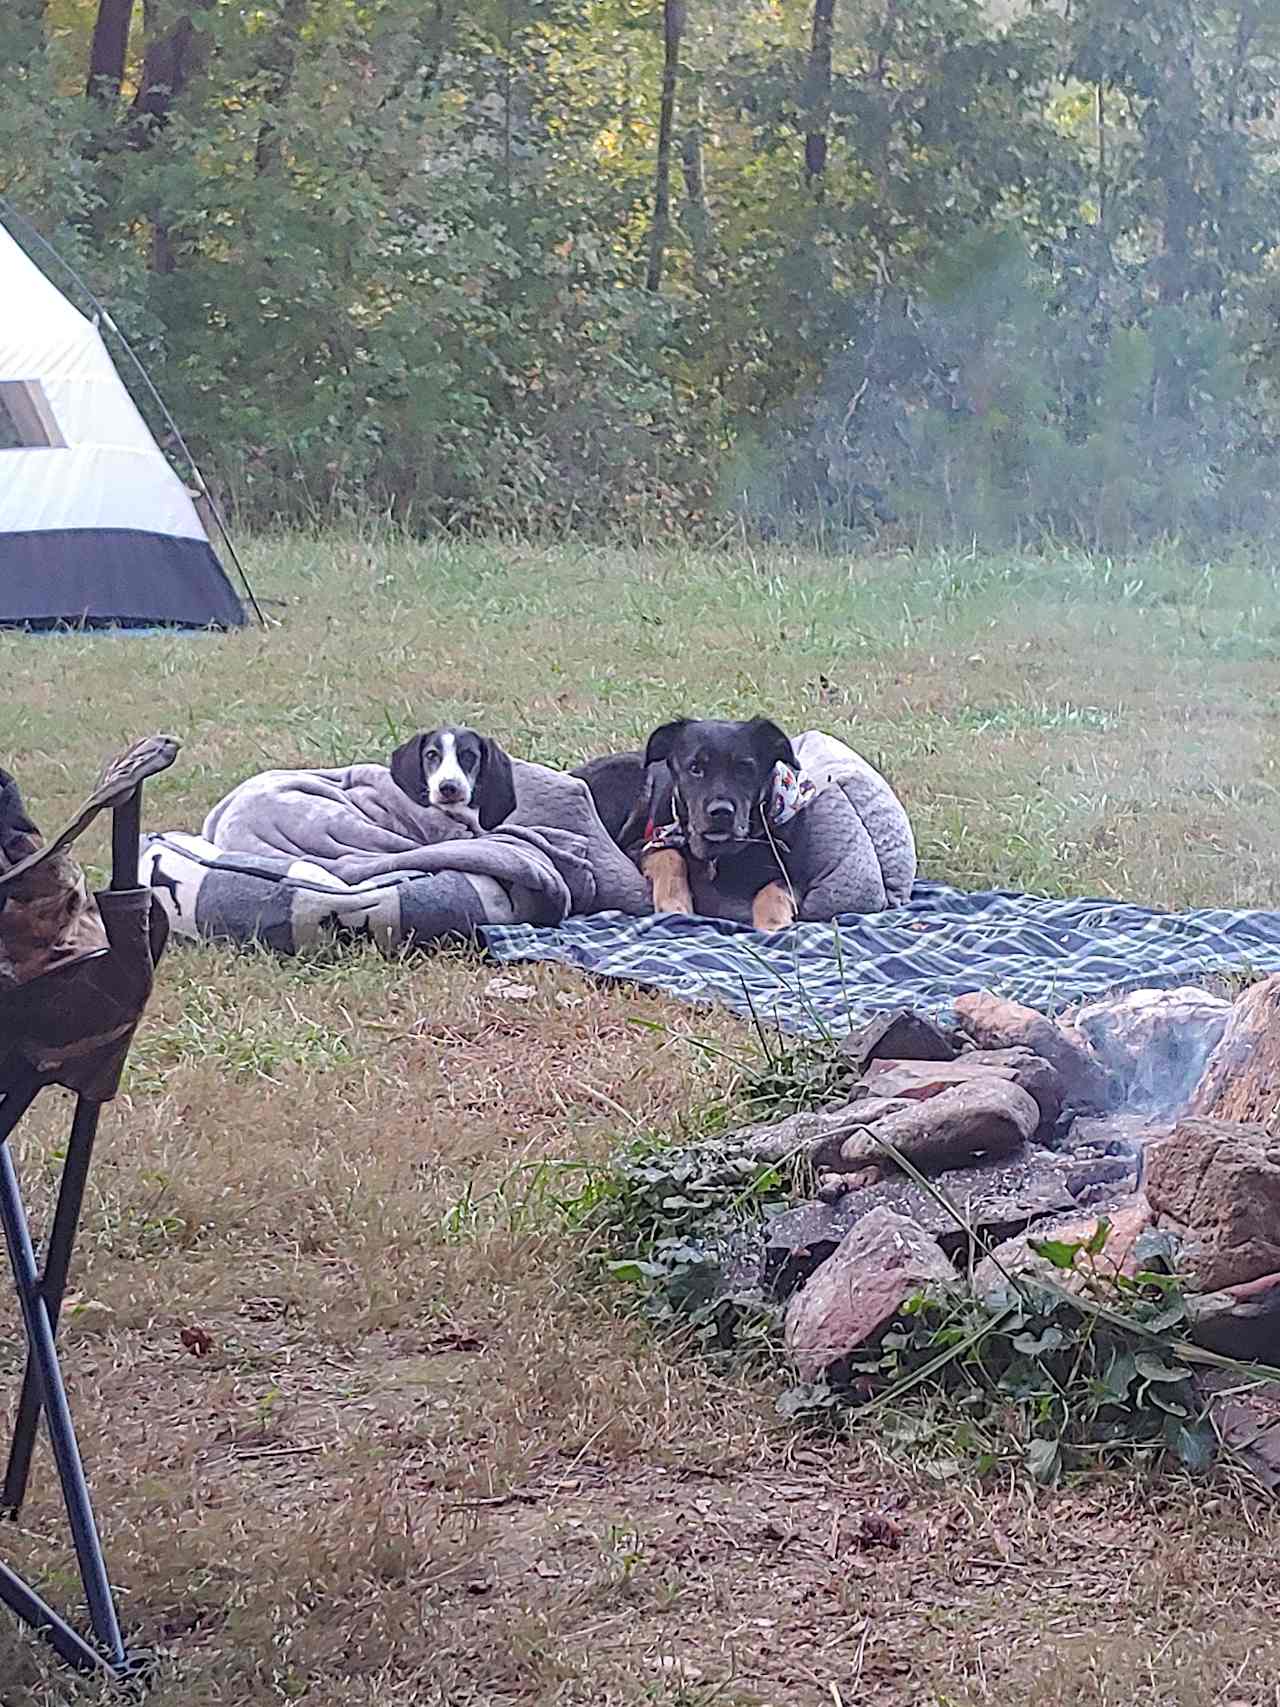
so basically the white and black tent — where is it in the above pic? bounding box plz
[0,221,245,629]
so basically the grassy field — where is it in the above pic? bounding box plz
[4,534,1280,1706]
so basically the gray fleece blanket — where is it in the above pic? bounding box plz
[138,734,915,957]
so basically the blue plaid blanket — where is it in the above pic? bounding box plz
[480,881,1280,1034]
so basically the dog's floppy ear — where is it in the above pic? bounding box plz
[644,720,690,768]
[617,762,670,854]
[746,718,798,774]
[474,736,517,830]
[389,734,430,806]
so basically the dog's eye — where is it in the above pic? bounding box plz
[424,749,439,763]
[687,760,705,779]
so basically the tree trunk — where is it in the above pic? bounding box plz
[378,0,449,110]
[645,0,684,294]
[86,0,134,100]
[679,87,712,281]
[804,0,836,189]
[1153,29,1199,307]
[254,0,310,176]
[1213,0,1259,318]
[128,1,212,275]
[1095,82,1106,238]
[1188,977,1280,1131]
[128,2,211,147]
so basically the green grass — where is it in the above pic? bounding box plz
[10,532,1280,904]
[3,534,1280,1706]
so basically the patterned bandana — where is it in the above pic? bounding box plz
[643,761,818,854]
[768,761,817,826]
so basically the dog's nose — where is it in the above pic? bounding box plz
[706,798,735,824]
[436,781,465,803]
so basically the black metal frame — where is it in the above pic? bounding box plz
[0,789,148,1682]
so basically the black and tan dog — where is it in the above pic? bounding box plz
[575,717,811,930]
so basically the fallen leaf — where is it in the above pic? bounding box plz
[856,1512,903,1550]
[64,1292,113,1319]
[180,1326,214,1357]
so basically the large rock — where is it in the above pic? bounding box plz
[1070,986,1231,1117]
[1145,1117,1280,1291]
[732,1098,913,1170]
[853,1153,1077,1254]
[860,1049,1062,1130]
[1066,1112,1167,1159]
[839,1009,958,1074]
[1057,1115,1162,1203]
[839,1076,1042,1173]
[1187,977,1280,1131]
[785,1207,958,1382]
[971,1196,1153,1303]
[764,1200,854,1294]
[954,992,1111,1112]
[1063,1151,1140,1208]
[1194,1372,1280,1491]
[1186,1272,1280,1363]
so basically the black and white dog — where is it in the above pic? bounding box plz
[389,726,517,832]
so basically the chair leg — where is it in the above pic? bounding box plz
[0,1142,127,1668]
[110,789,143,891]
[3,1096,103,1516]
[0,1556,119,1678]
[0,1071,41,1146]
[0,1069,49,1519]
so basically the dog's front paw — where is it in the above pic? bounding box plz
[643,848,694,916]
[653,890,694,915]
[752,880,796,932]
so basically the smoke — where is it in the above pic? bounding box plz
[1069,989,1232,1124]
[723,230,1280,555]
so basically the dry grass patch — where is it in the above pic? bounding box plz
[4,536,1280,1704]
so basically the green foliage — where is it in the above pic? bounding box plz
[783,1224,1221,1482]
[584,1130,795,1357]
[630,1009,853,1127]
[747,225,1280,551]
[2,0,1279,546]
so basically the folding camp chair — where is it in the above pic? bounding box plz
[0,736,178,1681]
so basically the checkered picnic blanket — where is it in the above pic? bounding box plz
[480,881,1280,1034]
